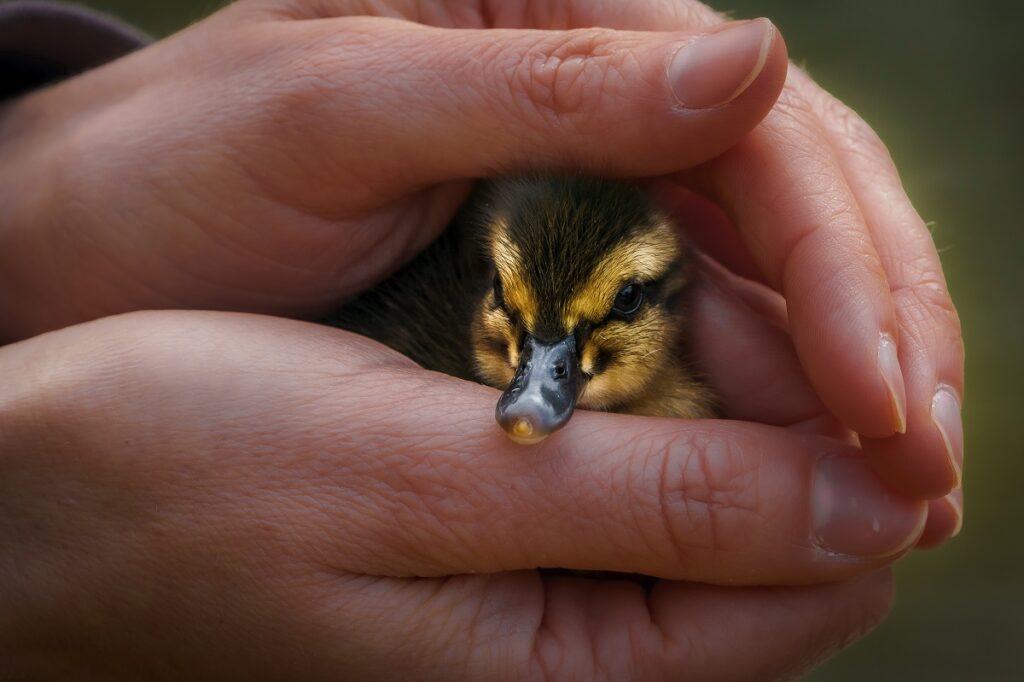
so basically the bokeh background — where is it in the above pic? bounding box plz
[66,0,1024,678]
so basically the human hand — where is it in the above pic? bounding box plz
[0,0,963,536]
[0,293,920,679]
[0,0,786,336]
[631,3,965,526]
[0,0,959,532]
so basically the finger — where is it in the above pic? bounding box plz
[322,568,893,680]
[639,569,894,680]
[696,250,966,538]
[266,0,721,30]
[796,77,966,498]
[650,181,766,283]
[56,312,927,586]
[690,256,825,426]
[635,182,841,432]
[675,105,907,443]
[234,16,787,212]
[917,487,964,550]
[270,331,926,583]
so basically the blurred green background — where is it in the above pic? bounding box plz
[68,0,1023,678]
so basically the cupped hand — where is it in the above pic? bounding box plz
[0,288,917,679]
[0,0,960,535]
[0,0,786,335]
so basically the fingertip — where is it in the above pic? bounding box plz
[863,430,960,500]
[862,377,964,499]
[745,18,789,108]
[931,385,964,487]
[811,452,928,560]
[668,18,785,110]
[788,312,906,441]
[878,332,908,435]
[915,491,963,549]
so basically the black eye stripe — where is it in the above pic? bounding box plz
[586,272,674,329]
[481,335,506,356]
[492,274,506,310]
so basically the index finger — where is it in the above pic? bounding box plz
[70,312,924,586]
[322,358,924,584]
[21,311,927,586]
[677,104,907,440]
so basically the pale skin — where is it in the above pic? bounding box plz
[0,0,964,678]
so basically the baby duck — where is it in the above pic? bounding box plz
[329,176,715,443]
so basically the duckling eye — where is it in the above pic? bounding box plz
[493,274,506,311]
[612,281,644,317]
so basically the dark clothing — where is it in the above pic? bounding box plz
[0,0,148,99]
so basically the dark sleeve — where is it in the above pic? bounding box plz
[0,0,150,100]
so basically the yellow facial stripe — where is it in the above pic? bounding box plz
[491,220,538,331]
[472,296,518,390]
[578,306,674,410]
[565,223,679,326]
[580,342,599,376]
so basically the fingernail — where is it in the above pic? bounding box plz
[669,18,775,109]
[812,454,927,558]
[878,333,907,434]
[932,385,964,487]
[943,493,964,539]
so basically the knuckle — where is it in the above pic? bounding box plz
[826,98,895,167]
[779,215,869,294]
[893,275,964,350]
[786,67,891,162]
[231,21,381,121]
[368,445,508,569]
[503,28,627,125]
[651,430,760,568]
[769,85,819,132]
[36,313,162,405]
[0,312,188,467]
[769,86,895,181]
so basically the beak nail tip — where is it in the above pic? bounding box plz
[512,418,534,437]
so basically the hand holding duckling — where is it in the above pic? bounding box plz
[0,0,963,678]
[0,301,915,679]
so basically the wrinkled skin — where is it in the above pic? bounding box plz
[0,0,963,679]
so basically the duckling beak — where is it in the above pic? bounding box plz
[495,334,581,445]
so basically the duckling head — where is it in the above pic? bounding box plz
[470,176,692,444]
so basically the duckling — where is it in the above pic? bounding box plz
[328,175,716,443]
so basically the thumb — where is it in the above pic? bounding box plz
[261,17,786,198]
